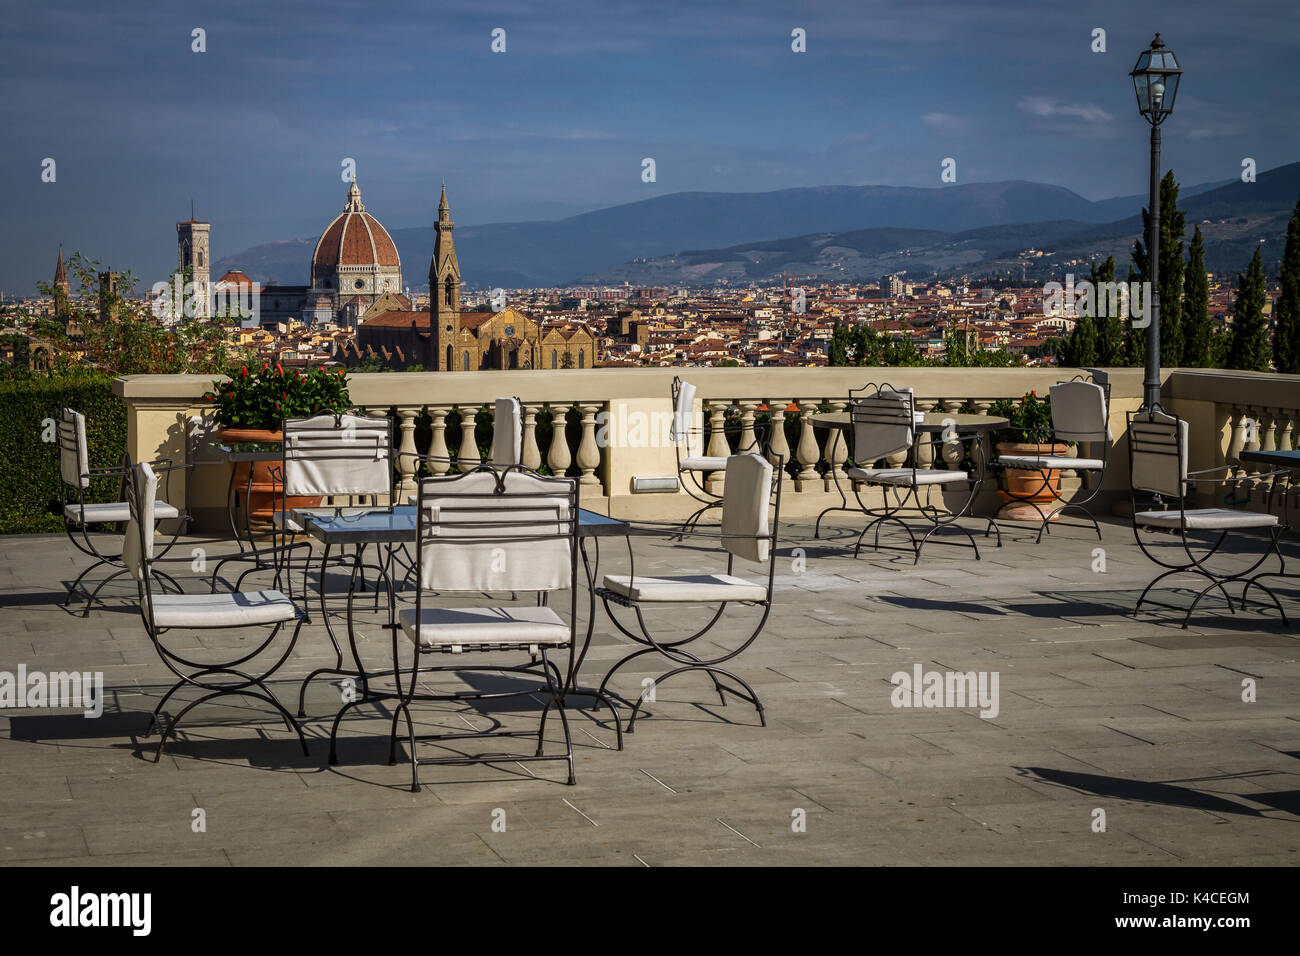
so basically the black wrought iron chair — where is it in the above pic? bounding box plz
[594,453,780,733]
[994,377,1112,542]
[58,407,186,614]
[123,457,310,762]
[223,410,396,715]
[336,465,581,791]
[845,384,996,563]
[1128,405,1287,629]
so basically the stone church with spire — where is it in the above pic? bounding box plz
[348,185,597,372]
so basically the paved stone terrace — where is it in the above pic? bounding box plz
[1,515,1297,866]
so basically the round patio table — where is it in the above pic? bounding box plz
[810,410,1009,539]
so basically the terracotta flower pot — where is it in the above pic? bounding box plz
[214,428,322,529]
[996,440,1071,521]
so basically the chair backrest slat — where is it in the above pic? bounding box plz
[1050,380,1110,443]
[417,468,577,593]
[57,408,90,490]
[721,453,773,563]
[850,387,914,464]
[1128,408,1187,498]
[670,378,699,457]
[492,397,523,466]
[282,412,392,498]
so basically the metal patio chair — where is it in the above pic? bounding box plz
[1128,405,1288,629]
[670,377,762,536]
[57,407,186,613]
[229,410,398,710]
[846,384,996,563]
[343,464,581,791]
[123,457,310,762]
[994,377,1112,542]
[594,452,780,733]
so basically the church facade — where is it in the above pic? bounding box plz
[347,186,597,372]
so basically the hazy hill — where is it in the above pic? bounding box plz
[215,170,1286,289]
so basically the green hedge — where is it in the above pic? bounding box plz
[0,374,127,534]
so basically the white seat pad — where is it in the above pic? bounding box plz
[680,456,730,471]
[847,467,968,486]
[273,507,377,532]
[999,456,1105,470]
[151,590,299,628]
[65,501,180,524]
[1135,508,1278,531]
[399,605,570,649]
[602,573,767,603]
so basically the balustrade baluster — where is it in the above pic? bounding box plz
[457,405,482,473]
[521,403,542,470]
[577,404,602,488]
[547,403,572,477]
[426,406,451,477]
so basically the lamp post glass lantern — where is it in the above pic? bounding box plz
[1130,33,1182,410]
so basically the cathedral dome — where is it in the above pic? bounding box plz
[310,180,402,294]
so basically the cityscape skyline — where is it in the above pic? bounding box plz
[5,0,1300,295]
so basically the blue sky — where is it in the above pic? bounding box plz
[3,0,1298,294]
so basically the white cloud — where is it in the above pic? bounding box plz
[921,112,970,132]
[1017,96,1113,124]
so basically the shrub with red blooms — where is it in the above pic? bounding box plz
[203,364,351,430]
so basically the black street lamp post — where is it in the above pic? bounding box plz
[1130,33,1182,409]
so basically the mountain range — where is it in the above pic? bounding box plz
[216,163,1300,290]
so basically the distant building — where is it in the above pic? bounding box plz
[176,216,210,318]
[206,179,402,327]
[350,186,597,371]
[880,274,903,298]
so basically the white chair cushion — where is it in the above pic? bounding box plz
[150,590,299,628]
[399,605,570,649]
[998,456,1105,470]
[847,467,968,486]
[1135,508,1278,531]
[65,500,180,525]
[602,573,768,603]
[273,507,376,532]
[681,456,729,471]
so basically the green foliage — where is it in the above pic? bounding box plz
[0,372,126,534]
[1226,247,1271,372]
[1274,195,1300,374]
[1132,171,1186,367]
[1181,228,1212,367]
[33,252,246,375]
[203,363,351,430]
[1121,265,1146,367]
[988,390,1053,446]
[829,322,973,368]
[1094,257,1124,365]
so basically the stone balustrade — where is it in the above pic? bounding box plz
[1163,368,1300,521]
[117,365,1300,531]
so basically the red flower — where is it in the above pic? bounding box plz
[240,366,248,377]
[276,363,284,374]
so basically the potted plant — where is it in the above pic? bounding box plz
[204,363,352,524]
[989,390,1068,521]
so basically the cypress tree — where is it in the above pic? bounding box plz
[1063,264,1098,366]
[1132,170,1186,367]
[1095,256,1124,365]
[1226,247,1270,371]
[1122,264,1145,366]
[1181,227,1211,366]
[1274,194,1300,374]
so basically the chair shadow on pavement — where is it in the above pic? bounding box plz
[1016,766,1300,819]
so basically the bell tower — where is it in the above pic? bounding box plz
[429,184,461,370]
[177,206,211,319]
